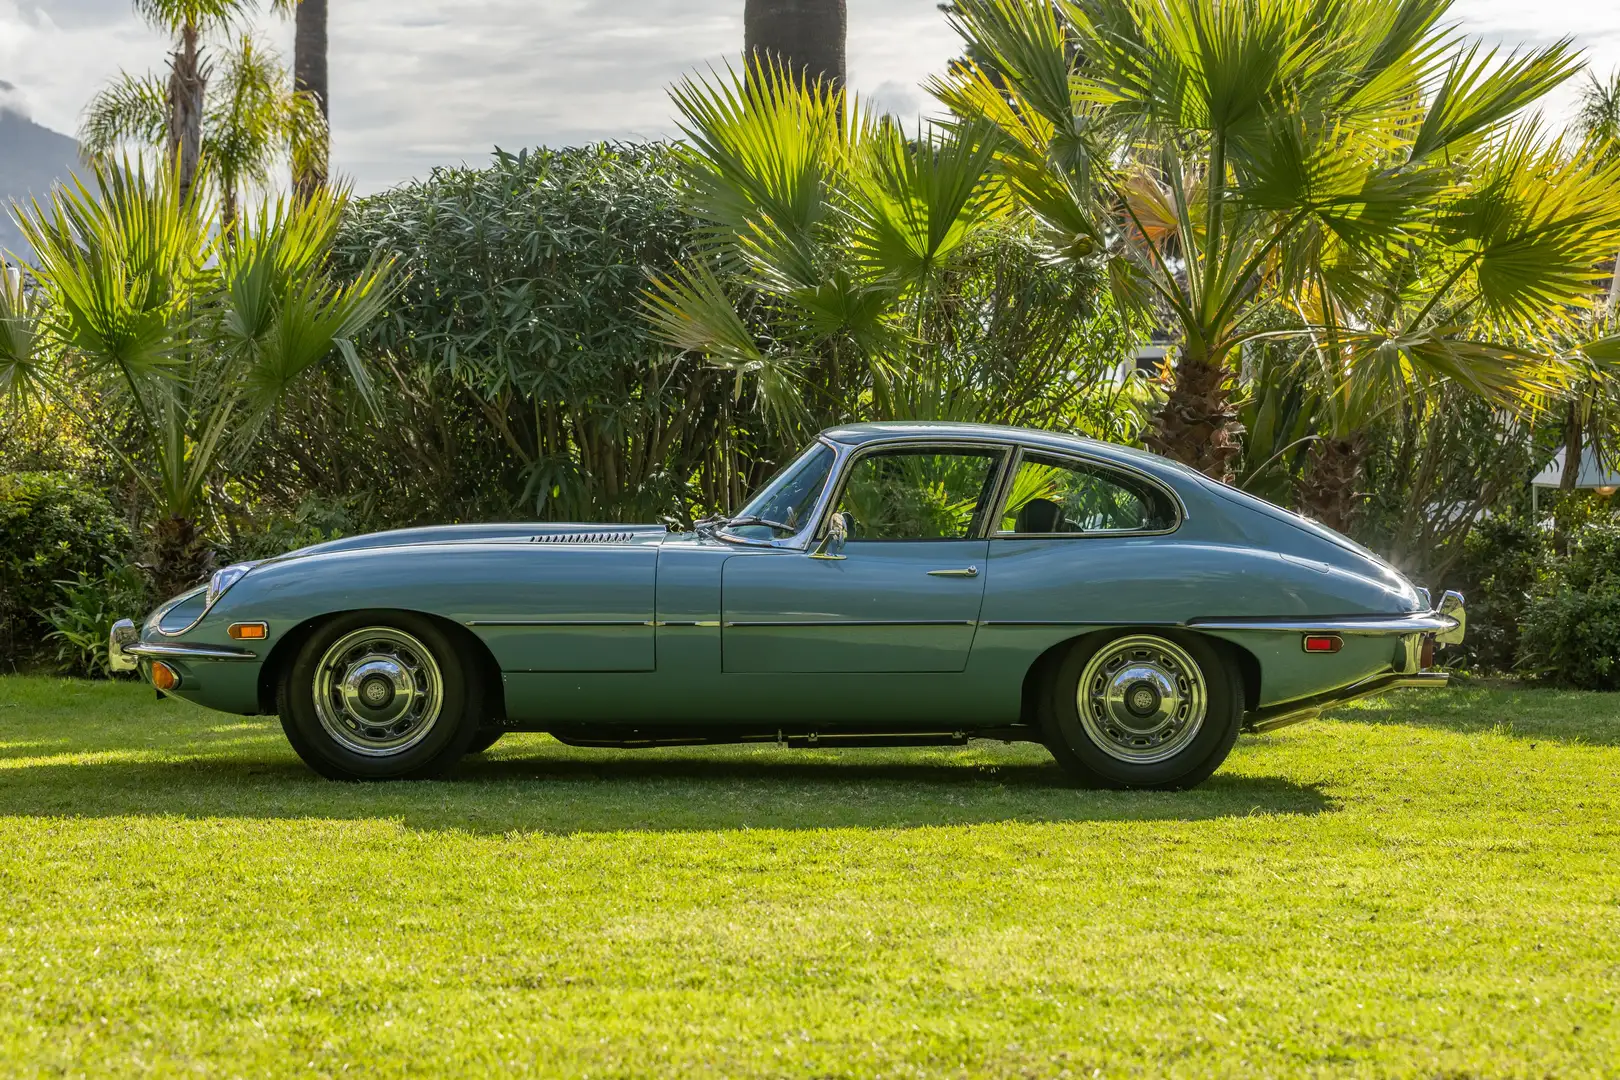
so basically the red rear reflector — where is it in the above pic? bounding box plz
[150,662,180,691]
[228,622,268,640]
[1303,634,1343,654]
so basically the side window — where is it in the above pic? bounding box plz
[834,448,1004,540]
[998,453,1176,535]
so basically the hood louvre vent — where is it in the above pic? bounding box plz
[529,531,636,545]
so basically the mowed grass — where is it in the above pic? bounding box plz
[1,677,1617,1078]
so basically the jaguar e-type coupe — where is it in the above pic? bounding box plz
[111,422,1464,788]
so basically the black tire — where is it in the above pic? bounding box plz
[277,611,485,780]
[465,729,504,754]
[1041,630,1242,790]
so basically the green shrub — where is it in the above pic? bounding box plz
[1445,517,1547,672]
[222,495,357,563]
[1518,520,1620,689]
[40,561,151,678]
[0,472,131,669]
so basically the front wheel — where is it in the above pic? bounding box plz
[277,613,484,780]
[1042,631,1242,790]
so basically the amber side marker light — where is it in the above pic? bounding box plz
[1303,634,1343,654]
[228,622,268,640]
[150,661,180,692]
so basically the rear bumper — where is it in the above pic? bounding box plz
[1244,670,1449,733]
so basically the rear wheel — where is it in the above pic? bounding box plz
[277,612,484,780]
[1042,631,1241,790]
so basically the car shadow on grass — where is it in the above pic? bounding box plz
[0,749,1334,834]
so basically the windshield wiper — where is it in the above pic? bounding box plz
[722,515,799,535]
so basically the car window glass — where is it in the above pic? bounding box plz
[729,442,836,539]
[999,453,1174,534]
[834,449,1002,540]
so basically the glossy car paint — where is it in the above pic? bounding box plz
[129,422,1445,731]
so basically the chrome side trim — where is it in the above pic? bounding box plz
[1188,612,1460,635]
[465,619,650,628]
[125,642,259,662]
[723,619,979,629]
[1245,671,1449,733]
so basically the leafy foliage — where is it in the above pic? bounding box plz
[1519,522,1620,688]
[40,561,152,678]
[935,0,1620,478]
[9,159,393,596]
[646,63,1143,455]
[0,472,131,669]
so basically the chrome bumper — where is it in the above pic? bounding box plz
[109,617,257,674]
[1244,670,1450,733]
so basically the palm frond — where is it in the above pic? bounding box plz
[78,73,169,158]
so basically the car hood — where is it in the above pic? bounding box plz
[266,522,670,563]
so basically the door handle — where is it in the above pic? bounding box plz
[927,566,979,578]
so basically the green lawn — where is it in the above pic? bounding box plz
[1,677,1616,1077]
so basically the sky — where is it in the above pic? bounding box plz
[3,0,1620,194]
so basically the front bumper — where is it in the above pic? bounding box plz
[109,618,257,675]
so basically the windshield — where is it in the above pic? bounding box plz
[724,441,837,541]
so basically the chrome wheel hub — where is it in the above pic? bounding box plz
[1077,635,1207,764]
[313,628,444,757]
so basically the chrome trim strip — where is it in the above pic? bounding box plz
[465,619,650,628]
[125,642,259,662]
[1187,612,1459,635]
[1245,671,1449,733]
[723,619,979,629]
[654,620,722,628]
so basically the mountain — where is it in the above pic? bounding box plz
[0,83,85,263]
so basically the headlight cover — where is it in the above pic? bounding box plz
[206,562,259,610]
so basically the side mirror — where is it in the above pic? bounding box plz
[811,511,851,560]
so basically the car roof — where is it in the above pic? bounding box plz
[819,421,1183,476]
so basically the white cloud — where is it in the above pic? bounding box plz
[3,0,1619,194]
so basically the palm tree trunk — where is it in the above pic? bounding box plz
[744,0,847,88]
[1144,343,1244,481]
[294,0,329,201]
[166,21,205,204]
[149,514,215,601]
[1297,433,1368,535]
[1560,397,1583,491]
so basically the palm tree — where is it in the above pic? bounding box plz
[936,0,1620,483]
[126,0,255,203]
[642,62,1142,471]
[81,34,325,232]
[3,160,392,595]
[292,0,328,200]
[744,0,847,89]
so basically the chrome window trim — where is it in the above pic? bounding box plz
[987,446,1186,539]
[804,437,1016,545]
[716,436,849,551]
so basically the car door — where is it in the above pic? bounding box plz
[721,444,1007,673]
